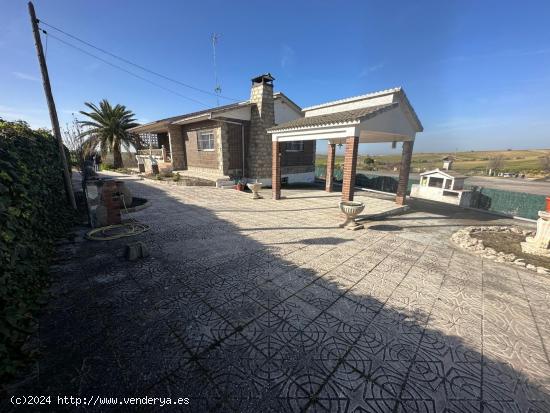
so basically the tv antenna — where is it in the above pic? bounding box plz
[211,33,222,106]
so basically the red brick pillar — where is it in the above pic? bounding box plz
[326,143,336,192]
[341,136,359,202]
[272,141,281,200]
[396,140,414,205]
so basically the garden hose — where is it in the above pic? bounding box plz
[85,192,150,241]
[85,221,150,241]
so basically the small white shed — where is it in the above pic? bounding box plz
[411,168,472,206]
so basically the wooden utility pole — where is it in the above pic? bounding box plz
[28,1,77,210]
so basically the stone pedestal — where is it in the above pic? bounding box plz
[521,211,550,257]
[339,201,365,230]
[85,179,122,228]
[247,182,263,199]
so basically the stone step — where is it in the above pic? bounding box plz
[216,179,235,188]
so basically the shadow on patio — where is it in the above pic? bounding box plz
[6,176,549,412]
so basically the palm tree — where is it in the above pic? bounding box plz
[79,99,141,168]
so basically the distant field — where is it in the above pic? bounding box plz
[316,149,550,175]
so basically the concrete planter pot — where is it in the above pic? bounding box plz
[247,182,263,199]
[339,201,365,230]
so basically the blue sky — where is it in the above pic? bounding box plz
[1,0,550,155]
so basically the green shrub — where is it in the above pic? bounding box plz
[172,172,181,182]
[100,163,114,171]
[0,120,74,382]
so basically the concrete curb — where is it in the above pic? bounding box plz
[357,205,410,222]
[121,200,151,214]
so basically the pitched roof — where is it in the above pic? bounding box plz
[420,168,466,179]
[128,101,250,133]
[302,87,402,111]
[267,103,398,133]
[128,91,303,134]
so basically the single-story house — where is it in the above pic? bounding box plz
[129,73,315,184]
[131,73,423,204]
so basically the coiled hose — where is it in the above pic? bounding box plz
[85,193,150,241]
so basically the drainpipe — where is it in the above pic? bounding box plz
[212,117,246,179]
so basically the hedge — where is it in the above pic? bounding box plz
[0,120,74,382]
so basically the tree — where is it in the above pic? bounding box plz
[488,155,504,171]
[540,155,550,173]
[362,156,375,166]
[78,100,141,169]
[63,114,86,168]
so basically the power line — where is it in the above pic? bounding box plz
[38,20,239,102]
[41,30,211,107]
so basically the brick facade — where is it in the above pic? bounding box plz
[326,143,336,192]
[395,140,414,205]
[342,136,359,201]
[272,141,281,199]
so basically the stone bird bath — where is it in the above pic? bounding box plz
[339,201,365,230]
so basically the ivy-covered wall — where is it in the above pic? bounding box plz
[0,120,74,381]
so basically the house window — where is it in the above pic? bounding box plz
[285,141,304,152]
[197,131,215,151]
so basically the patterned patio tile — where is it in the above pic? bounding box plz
[396,399,482,413]
[307,361,397,412]
[326,296,379,331]
[296,282,343,312]
[342,357,410,398]
[16,179,550,412]
[241,311,301,359]
[168,309,235,354]
[275,343,340,403]
[245,279,293,310]
[148,361,226,410]
[214,292,268,328]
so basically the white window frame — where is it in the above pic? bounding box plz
[197,130,215,151]
[285,141,304,152]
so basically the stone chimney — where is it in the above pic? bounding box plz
[248,73,275,180]
[442,156,454,170]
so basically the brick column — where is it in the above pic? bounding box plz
[341,136,359,202]
[326,143,336,192]
[272,141,281,200]
[395,140,414,205]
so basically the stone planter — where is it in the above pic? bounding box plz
[247,182,263,199]
[339,201,365,230]
[521,211,550,258]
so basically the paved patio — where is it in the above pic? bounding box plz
[8,173,550,412]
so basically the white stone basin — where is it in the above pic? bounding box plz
[339,201,365,230]
[247,182,263,199]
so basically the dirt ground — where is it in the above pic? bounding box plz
[471,231,550,269]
